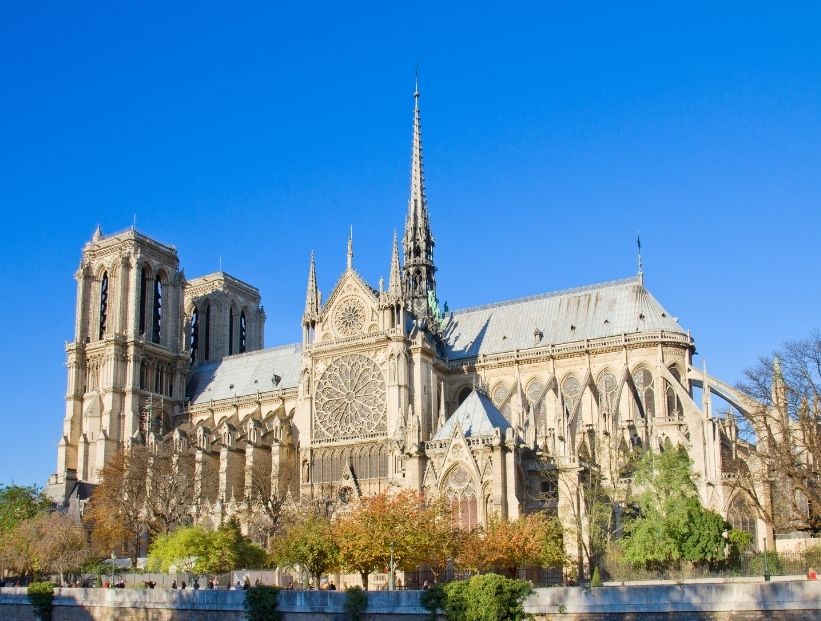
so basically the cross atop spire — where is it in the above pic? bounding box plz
[303,251,319,321]
[402,74,437,317]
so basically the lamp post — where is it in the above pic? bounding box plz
[110,552,116,588]
[388,543,395,591]
[763,536,771,582]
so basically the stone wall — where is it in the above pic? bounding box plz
[1,581,820,620]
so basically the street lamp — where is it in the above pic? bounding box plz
[110,552,116,588]
[388,543,395,591]
[763,537,771,582]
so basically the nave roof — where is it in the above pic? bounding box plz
[442,276,685,360]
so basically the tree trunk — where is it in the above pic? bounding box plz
[360,571,369,590]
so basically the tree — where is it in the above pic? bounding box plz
[83,449,149,563]
[30,512,90,585]
[0,484,52,535]
[731,333,821,536]
[144,446,199,537]
[269,513,339,588]
[621,445,736,570]
[458,512,565,578]
[238,457,298,547]
[0,484,52,578]
[147,519,267,574]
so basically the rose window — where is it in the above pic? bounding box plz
[314,354,387,441]
[333,297,366,337]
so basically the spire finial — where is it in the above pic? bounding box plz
[388,229,403,299]
[304,251,319,320]
[347,226,353,270]
[636,232,644,285]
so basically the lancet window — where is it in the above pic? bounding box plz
[190,308,199,364]
[228,307,234,355]
[139,268,149,336]
[665,366,683,419]
[632,368,655,418]
[239,311,247,353]
[443,463,478,531]
[596,371,619,431]
[98,272,109,339]
[204,304,211,361]
[727,494,758,543]
[152,277,162,344]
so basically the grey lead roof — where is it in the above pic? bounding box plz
[186,277,686,405]
[443,276,685,360]
[187,343,302,405]
[432,390,511,440]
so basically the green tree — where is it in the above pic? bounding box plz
[622,445,737,570]
[269,513,339,588]
[147,519,267,574]
[0,485,51,534]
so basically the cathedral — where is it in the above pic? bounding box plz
[47,85,767,565]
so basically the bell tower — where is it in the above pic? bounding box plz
[48,227,188,501]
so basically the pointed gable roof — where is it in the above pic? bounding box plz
[432,390,511,440]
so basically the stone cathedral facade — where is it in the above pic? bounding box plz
[47,87,768,561]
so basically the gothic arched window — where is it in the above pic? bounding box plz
[190,308,199,364]
[239,311,247,353]
[152,276,162,344]
[561,375,581,421]
[727,494,757,546]
[98,272,109,340]
[228,307,234,356]
[443,463,478,531]
[204,304,211,361]
[139,268,148,335]
[526,380,547,431]
[491,383,512,421]
[632,368,655,418]
[665,366,683,419]
[596,371,619,430]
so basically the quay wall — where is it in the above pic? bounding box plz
[1,580,820,620]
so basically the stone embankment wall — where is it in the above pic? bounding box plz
[1,581,820,620]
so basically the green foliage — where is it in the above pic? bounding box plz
[442,580,469,621]
[420,583,446,621]
[269,514,339,587]
[748,551,783,576]
[244,584,281,621]
[147,519,268,574]
[27,581,55,621]
[622,446,742,570]
[590,566,602,587]
[0,485,51,534]
[438,574,533,621]
[344,585,368,621]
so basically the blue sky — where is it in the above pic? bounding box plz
[1,3,819,487]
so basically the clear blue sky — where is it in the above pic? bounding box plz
[1,3,819,487]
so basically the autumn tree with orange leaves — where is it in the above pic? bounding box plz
[458,512,565,578]
[335,490,462,588]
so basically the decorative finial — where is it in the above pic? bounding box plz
[347,226,353,270]
[636,232,644,285]
[414,65,420,100]
[92,225,103,241]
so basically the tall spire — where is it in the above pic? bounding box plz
[636,232,644,286]
[303,251,319,320]
[402,74,437,317]
[388,230,402,298]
